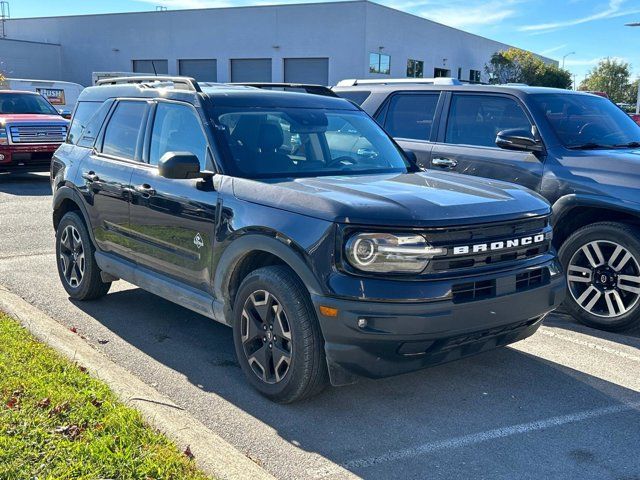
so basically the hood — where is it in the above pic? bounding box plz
[0,114,68,124]
[232,171,550,227]
[556,148,640,204]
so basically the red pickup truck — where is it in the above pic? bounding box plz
[0,90,69,173]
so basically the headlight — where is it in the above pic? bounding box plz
[345,233,446,273]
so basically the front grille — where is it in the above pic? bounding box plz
[421,216,552,275]
[516,268,548,291]
[9,124,67,144]
[452,267,550,304]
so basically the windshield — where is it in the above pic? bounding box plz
[0,92,60,115]
[531,93,640,149]
[212,107,410,179]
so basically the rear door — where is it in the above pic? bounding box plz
[430,93,544,190]
[79,99,149,262]
[374,92,441,167]
[128,100,218,292]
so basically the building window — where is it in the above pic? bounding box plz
[469,69,481,83]
[178,59,217,82]
[434,68,450,78]
[132,59,168,75]
[457,67,462,80]
[369,53,391,75]
[406,59,424,78]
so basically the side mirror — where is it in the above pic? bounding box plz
[60,109,72,119]
[158,152,201,179]
[495,128,543,152]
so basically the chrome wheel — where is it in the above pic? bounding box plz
[240,290,293,384]
[567,240,640,318]
[59,225,85,288]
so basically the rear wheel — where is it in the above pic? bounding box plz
[559,222,640,331]
[232,265,328,403]
[55,211,111,300]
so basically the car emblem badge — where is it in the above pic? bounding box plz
[193,233,204,249]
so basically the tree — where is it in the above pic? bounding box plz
[579,58,632,103]
[485,48,572,89]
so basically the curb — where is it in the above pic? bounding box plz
[0,285,276,480]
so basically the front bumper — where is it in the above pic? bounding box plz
[0,144,60,171]
[312,259,565,385]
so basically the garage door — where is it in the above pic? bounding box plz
[230,59,272,82]
[132,59,168,75]
[284,58,329,86]
[178,59,217,82]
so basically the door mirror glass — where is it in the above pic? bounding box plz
[158,152,201,179]
[495,128,542,152]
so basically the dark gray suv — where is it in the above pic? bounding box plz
[334,81,640,331]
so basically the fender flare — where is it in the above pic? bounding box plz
[552,194,640,226]
[212,234,325,322]
[52,186,96,244]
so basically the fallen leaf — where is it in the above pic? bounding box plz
[49,401,70,417]
[78,365,87,373]
[53,424,83,440]
[98,339,109,344]
[37,398,51,408]
[69,326,78,333]
[90,398,103,408]
[6,396,19,410]
[183,445,195,460]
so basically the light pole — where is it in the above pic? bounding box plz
[562,51,575,69]
[627,23,639,114]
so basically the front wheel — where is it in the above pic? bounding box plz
[559,222,640,331]
[232,265,328,403]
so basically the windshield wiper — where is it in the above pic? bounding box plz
[612,141,640,148]
[567,142,616,150]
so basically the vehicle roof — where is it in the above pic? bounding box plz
[0,89,42,95]
[333,83,588,97]
[79,82,358,110]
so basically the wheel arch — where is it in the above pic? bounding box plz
[213,234,324,325]
[552,194,640,248]
[52,186,95,242]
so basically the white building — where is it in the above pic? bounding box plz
[0,0,555,87]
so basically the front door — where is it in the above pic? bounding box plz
[430,93,544,191]
[79,99,149,261]
[128,100,218,292]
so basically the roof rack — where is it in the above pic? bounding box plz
[232,82,338,97]
[96,76,202,92]
[335,77,464,87]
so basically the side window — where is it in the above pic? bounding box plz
[445,95,532,148]
[149,102,209,169]
[384,93,439,141]
[101,101,147,160]
[67,102,101,145]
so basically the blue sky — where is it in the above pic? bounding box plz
[10,0,640,83]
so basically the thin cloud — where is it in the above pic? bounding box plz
[519,0,640,32]
[540,44,569,55]
[564,56,629,67]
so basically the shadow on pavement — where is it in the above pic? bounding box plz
[70,286,640,479]
[0,172,51,196]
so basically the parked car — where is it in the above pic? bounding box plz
[0,90,69,173]
[334,81,640,331]
[51,77,564,402]
[630,113,640,126]
[1,78,84,116]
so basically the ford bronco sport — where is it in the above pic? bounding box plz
[334,80,640,331]
[51,77,564,403]
[0,90,69,173]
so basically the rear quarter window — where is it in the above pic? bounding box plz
[335,90,371,106]
[68,102,101,144]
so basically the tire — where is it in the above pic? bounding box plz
[55,211,111,300]
[232,265,328,403]
[559,222,640,331]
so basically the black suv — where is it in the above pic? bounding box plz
[51,77,564,403]
[334,81,640,331]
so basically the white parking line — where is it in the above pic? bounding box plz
[538,327,640,363]
[308,401,640,478]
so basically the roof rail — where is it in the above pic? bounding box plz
[231,82,338,97]
[96,76,202,92]
[336,77,463,87]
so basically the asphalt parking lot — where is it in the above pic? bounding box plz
[1,172,639,480]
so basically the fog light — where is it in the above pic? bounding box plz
[0,154,5,161]
[357,318,367,328]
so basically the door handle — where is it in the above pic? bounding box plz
[82,171,100,182]
[135,184,156,196]
[432,157,458,169]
